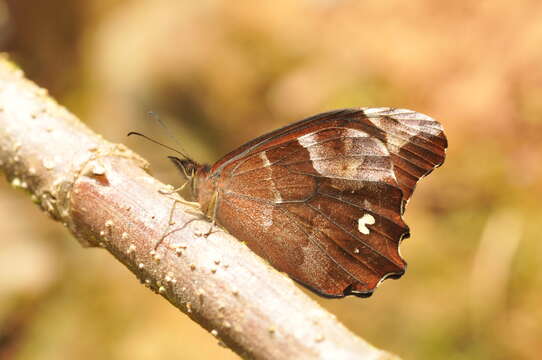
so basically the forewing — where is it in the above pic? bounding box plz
[359,107,447,203]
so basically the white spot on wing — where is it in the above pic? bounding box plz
[357,213,375,235]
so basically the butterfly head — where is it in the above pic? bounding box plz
[168,156,211,200]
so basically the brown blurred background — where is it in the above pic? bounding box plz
[1,1,541,359]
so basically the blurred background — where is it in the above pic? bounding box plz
[1,0,541,359]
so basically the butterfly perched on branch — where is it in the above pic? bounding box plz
[141,108,448,298]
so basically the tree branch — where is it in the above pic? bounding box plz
[0,54,400,360]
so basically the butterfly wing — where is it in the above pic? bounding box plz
[209,108,446,297]
[359,107,447,204]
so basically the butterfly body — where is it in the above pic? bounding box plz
[170,108,447,298]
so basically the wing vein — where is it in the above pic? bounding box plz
[317,192,405,242]
[307,202,403,270]
[231,131,379,177]
[277,206,370,285]
[219,194,369,286]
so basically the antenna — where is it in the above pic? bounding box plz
[148,111,191,157]
[127,111,193,160]
[127,132,190,159]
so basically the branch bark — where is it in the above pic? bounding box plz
[0,54,400,360]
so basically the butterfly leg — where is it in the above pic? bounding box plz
[154,216,203,250]
[153,184,204,249]
[197,218,219,238]
[159,182,187,195]
[159,183,200,207]
[152,197,208,250]
[159,180,201,219]
[198,192,220,238]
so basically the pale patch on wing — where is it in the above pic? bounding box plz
[363,107,432,119]
[361,107,447,202]
[363,107,443,142]
[259,151,271,167]
[367,116,421,149]
[262,206,273,228]
[271,186,283,204]
[297,128,394,182]
[297,132,318,147]
[357,213,376,235]
[259,151,283,204]
[361,107,391,116]
[343,128,370,138]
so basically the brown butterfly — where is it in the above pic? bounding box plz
[165,108,447,298]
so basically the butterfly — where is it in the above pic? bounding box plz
[168,108,447,298]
